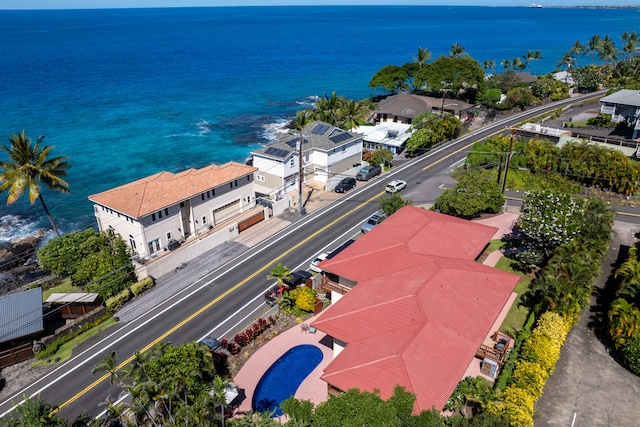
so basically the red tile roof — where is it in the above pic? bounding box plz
[88,162,256,218]
[312,206,519,413]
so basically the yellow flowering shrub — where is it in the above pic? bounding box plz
[503,385,535,427]
[512,360,548,398]
[289,286,317,312]
[534,311,568,343]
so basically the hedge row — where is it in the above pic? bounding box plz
[35,314,111,360]
[487,312,570,427]
[106,276,155,313]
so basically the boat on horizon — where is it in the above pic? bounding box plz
[527,3,542,7]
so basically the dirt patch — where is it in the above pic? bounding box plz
[0,359,55,402]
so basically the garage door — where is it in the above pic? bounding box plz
[213,199,241,223]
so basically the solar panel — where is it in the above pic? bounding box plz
[264,146,289,158]
[311,123,330,134]
[329,132,352,144]
[285,137,308,148]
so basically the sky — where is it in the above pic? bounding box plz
[1,0,637,9]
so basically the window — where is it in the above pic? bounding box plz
[201,194,205,200]
[148,238,161,255]
[290,158,295,167]
[202,216,207,224]
[207,191,210,198]
[234,180,238,186]
[180,202,185,208]
[230,182,233,189]
[158,210,163,219]
[166,232,172,240]
[247,175,251,181]
[164,208,169,216]
[152,213,156,221]
[256,175,265,182]
[129,235,136,249]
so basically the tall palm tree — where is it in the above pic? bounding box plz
[569,40,586,68]
[0,131,70,236]
[597,34,618,66]
[450,43,466,58]
[412,46,431,70]
[482,59,496,73]
[512,57,526,71]
[500,58,512,72]
[532,50,543,75]
[523,51,535,72]
[585,34,602,65]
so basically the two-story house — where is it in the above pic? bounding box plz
[88,161,257,260]
[251,121,363,198]
[600,89,640,140]
[312,206,519,413]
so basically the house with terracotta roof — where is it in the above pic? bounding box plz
[88,161,257,260]
[250,121,363,197]
[375,93,473,125]
[311,206,519,413]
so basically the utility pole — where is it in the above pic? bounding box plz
[298,131,306,215]
[501,131,516,194]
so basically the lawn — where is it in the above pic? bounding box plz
[33,317,117,366]
[41,278,79,302]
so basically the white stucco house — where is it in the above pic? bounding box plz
[600,89,640,140]
[88,161,257,260]
[250,121,363,197]
[353,122,412,156]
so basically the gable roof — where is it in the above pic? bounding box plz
[88,161,257,218]
[251,121,361,162]
[514,72,538,84]
[0,288,43,344]
[600,89,640,107]
[312,206,519,412]
[378,93,473,119]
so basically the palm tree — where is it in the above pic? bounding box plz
[268,262,292,294]
[621,31,639,59]
[0,131,70,237]
[339,99,366,131]
[92,351,122,385]
[450,43,466,58]
[482,59,496,73]
[523,51,534,72]
[532,50,543,75]
[412,46,431,70]
[500,58,512,72]
[557,52,574,70]
[585,34,602,64]
[512,57,526,71]
[597,34,618,66]
[569,40,585,68]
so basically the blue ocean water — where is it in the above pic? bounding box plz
[0,6,637,242]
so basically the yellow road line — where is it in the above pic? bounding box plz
[58,190,385,410]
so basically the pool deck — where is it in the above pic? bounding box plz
[233,312,333,415]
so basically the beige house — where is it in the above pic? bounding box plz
[88,162,257,260]
[375,93,473,124]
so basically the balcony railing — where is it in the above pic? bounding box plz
[321,277,353,295]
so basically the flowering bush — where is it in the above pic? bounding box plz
[289,286,317,312]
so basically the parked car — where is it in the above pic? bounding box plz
[264,270,312,305]
[361,212,385,233]
[199,336,222,351]
[310,252,329,273]
[334,177,356,193]
[356,165,382,181]
[385,179,407,193]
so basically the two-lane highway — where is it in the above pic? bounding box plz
[0,91,611,422]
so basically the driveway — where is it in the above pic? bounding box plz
[534,220,640,426]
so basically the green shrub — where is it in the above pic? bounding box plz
[105,288,132,314]
[620,335,640,375]
[288,286,317,312]
[36,314,110,360]
[130,276,155,297]
[586,113,614,127]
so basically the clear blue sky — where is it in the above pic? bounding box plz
[1,0,636,9]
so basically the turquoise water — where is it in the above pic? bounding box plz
[0,6,636,241]
[252,344,323,416]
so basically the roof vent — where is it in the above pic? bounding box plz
[387,129,399,138]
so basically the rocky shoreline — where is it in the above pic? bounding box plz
[0,233,48,296]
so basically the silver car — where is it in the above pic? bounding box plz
[361,212,385,233]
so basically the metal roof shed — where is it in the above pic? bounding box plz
[0,287,44,344]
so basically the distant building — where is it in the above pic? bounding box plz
[250,121,363,197]
[375,93,473,125]
[313,206,519,413]
[600,89,640,140]
[89,162,257,260]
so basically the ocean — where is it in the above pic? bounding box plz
[0,5,636,243]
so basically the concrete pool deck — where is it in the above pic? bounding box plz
[233,312,333,415]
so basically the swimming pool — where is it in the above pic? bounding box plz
[252,344,323,416]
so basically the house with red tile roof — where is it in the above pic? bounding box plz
[88,161,257,260]
[311,206,519,413]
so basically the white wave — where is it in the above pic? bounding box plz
[163,133,207,138]
[0,215,47,244]
[295,95,319,108]
[261,118,291,141]
[196,118,213,135]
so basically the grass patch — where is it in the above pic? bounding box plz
[485,239,507,253]
[41,278,79,302]
[33,317,117,366]
[491,255,533,338]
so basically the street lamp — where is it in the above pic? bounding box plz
[298,131,306,215]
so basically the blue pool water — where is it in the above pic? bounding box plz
[252,344,323,416]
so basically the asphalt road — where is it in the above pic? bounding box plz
[0,90,627,423]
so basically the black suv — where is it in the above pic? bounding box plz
[334,177,356,193]
[264,270,312,305]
